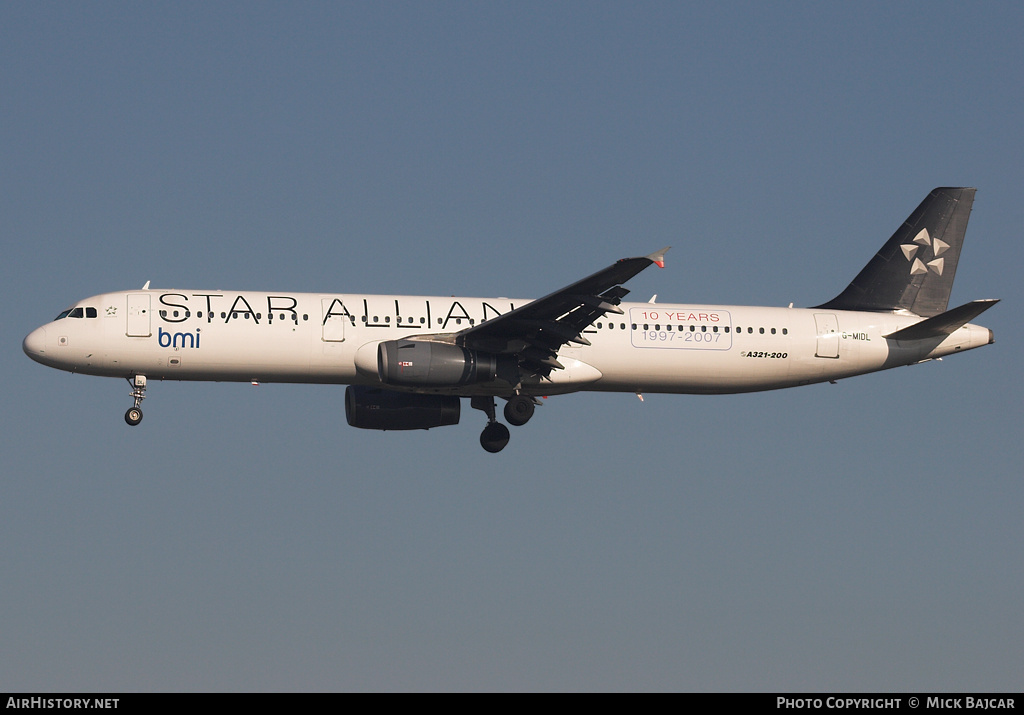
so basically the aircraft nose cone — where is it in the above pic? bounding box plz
[23,326,47,363]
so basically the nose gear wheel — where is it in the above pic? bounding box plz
[124,375,147,426]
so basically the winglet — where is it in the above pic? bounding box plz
[646,247,670,268]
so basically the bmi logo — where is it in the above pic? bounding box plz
[158,327,201,348]
[901,228,947,276]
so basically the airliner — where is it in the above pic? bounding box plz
[23,187,997,452]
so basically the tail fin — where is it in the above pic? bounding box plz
[816,187,976,317]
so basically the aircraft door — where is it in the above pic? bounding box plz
[126,294,152,337]
[814,313,839,358]
[322,297,347,342]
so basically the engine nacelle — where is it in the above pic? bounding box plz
[345,385,460,431]
[377,340,497,387]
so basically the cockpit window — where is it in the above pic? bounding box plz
[54,306,97,320]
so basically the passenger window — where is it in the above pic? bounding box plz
[759,327,765,334]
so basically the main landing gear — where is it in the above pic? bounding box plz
[471,394,538,453]
[124,375,146,426]
[503,394,536,426]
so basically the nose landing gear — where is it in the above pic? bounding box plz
[124,375,146,426]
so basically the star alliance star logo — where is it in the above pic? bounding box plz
[901,228,947,276]
[106,306,117,316]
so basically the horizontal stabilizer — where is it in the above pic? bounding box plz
[884,299,999,341]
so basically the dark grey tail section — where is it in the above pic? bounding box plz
[816,187,976,317]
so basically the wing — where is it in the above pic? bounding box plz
[451,247,669,377]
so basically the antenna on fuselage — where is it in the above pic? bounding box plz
[141,281,151,290]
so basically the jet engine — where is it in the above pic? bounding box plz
[344,385,460,431]
[376,340,498,387]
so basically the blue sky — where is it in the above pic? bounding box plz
[2,1,1022,691]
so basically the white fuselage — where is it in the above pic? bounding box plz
[22,289,994,395]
